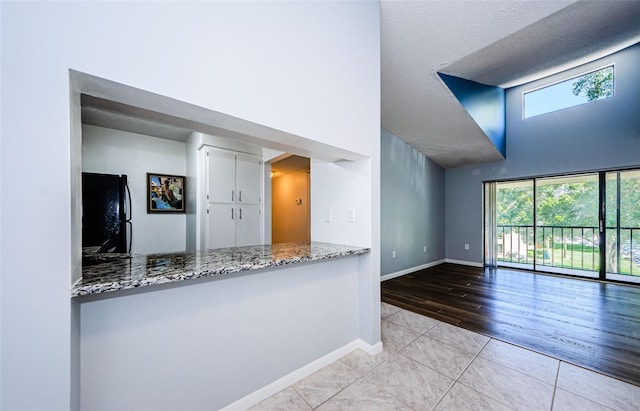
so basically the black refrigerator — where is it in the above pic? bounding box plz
[82,172,132,253]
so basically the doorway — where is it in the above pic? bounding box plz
[271,155,310,243]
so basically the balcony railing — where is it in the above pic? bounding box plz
[497,225,640,275]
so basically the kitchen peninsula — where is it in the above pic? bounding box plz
[73,242,370,297]
[75,240,374,409]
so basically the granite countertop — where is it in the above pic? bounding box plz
[72,242,370,297]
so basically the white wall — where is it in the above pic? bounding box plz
[311,158,373,248]
[82,125,187,254]
[1,2,380,409]
[310,157,380,347]
[80,257,360,410]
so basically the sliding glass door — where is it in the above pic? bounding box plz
[495,180,534,270]
[487,168,640,283]
[605,170,640,283]
[534,174,599,278]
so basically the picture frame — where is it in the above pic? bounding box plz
[147,173,186,213]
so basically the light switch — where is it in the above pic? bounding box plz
[325,209,332,223]
[347,208,355,223]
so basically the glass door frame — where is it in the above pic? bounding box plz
[603,169,640,283]
[485,166,640,284]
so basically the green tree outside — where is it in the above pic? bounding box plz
[496,173,640,275]
[572,67,614,102]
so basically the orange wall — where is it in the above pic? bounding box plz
[272,170,310,243]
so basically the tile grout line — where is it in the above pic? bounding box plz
[393,304,640,409]
[385,316,444,410]
[388,310,502,410]
[459,339,559,409]
[430,336,504,411]
[313,345,414,410]
[476,343,561,387]
[379,310,449,410]
[393,303,639,409]
[554,361,622,411]
[291,385,315,410]
[549,359,562,410]
[310,325,418,411]
[253,303,638,410]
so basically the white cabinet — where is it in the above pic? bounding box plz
[207,150,236,203]
[207,204,237,249]
[236,154,262,205]
[236,204,261,246]
[204,147,263,249]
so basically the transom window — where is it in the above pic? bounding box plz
[523,65,614,119]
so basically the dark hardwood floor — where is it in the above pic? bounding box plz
[382,263,640,387]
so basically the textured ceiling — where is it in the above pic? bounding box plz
[444,1,640,88]
[381,0,640,168]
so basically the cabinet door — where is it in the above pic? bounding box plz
[236,205,262,247]
[207,148,236,203]
[235,154,262,205]
[206,204,236,249]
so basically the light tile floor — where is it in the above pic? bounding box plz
[249,302,640,410]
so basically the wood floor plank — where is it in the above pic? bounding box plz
[381,263,640,387]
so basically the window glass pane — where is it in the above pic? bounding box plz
[496,180,534,268]
[606,170,640,278]
[535,174,599,274]
[535,174,599,228]
[524,66,613,119]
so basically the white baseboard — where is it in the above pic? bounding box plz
[359,340,383,356]
[445,258,484,268]
[380,259,446,282]
[221,338,380,410]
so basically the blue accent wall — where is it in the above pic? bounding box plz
[381,129,445,276]
[444,43,640,264]
[438,73,506,158]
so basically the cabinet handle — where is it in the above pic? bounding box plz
[231,190,234,202]
[239,190,242,202]
[231,208,234,219]
[239,208,242,219]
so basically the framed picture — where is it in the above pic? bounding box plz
[147,173,185,213]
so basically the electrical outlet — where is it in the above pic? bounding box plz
[392,251,396,258]
[324,209,332,223]
[465,243,470,250]
[424,245,427,253]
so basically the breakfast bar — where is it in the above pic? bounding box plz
[73,242,370,297]
[75,241,374,410]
